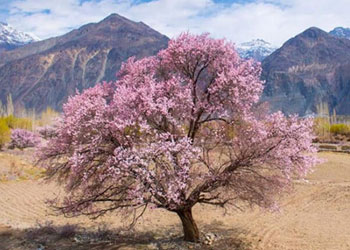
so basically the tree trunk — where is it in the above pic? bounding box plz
[176,208,200,242]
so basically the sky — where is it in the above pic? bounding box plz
[0,0,350,46]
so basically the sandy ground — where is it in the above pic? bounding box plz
[0,151,349,249]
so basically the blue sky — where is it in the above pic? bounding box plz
[1,0,350,45]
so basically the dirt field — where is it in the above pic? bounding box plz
[0,151,349,249]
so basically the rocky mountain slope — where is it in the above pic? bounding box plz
[0,14,169,112]
[3,16,350,116]
[237,39,277,61]
[261,27,350,116]
[329,27,350,39]
[0,22,39,52]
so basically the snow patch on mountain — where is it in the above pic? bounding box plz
[237,39,277,61]
[329,27,350,40]
[0,22,39,47]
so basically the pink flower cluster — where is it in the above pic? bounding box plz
[10,129,40,149]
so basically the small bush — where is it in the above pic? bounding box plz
[0,120,11,150]
[341,145,350,151]
[58,224,77,239]
[318,144,338,150]
[9,129,40,149]
[330,124,350,136]
[36,125,58,139]
[25,221,57,241]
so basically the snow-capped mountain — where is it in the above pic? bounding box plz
[237,39,277,61]
[0,22,39,52]
[329,27,350,40]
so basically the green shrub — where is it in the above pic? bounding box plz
[0,119,11,150]
[4,115,33,130]
[330,124,350,136]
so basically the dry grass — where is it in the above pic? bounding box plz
[0,149,45,182]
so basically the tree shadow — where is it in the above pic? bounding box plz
[0,221,254,250]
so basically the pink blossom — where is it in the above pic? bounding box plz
[10,129,40,149]
[38,33,318,241]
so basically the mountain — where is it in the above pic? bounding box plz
[237,39,277,61]
[261,27,350,116]
[0,22,39,52]
[0,14,169,112]
[329,27,350,39]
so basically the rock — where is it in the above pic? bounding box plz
[203,232,218,245]
[73,234,90,243]
[36,244,45,250]
[146,242,159,250]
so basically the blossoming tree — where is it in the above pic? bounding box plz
[39,33,317,242]
[10,129,40,149]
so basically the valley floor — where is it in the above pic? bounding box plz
[0,151,349,249]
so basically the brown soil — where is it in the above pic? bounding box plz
[0,152,349,249]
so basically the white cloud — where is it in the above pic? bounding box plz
[5,0,350,46]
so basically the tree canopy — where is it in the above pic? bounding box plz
[39,33,318,242]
